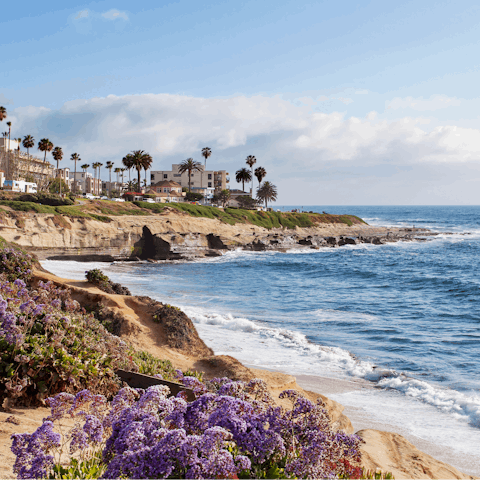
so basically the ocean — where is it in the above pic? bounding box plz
[43,205,480,474]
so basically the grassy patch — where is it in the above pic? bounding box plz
[136,202,367,229]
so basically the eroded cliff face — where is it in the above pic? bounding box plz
[0,210,437,261]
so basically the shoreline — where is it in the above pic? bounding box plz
[25,265,478,479]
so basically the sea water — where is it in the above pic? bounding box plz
[43,206,480,474]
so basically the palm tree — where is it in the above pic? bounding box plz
[38,138,54,162]
[80,164,90,194]
[23,135,34,158]
[114,167,122,184]
[51,146,64,195]
[122,153,135,186]
[97,163,103,195]
[120,168,126,192]
[256,181,277,209]
[6,121,11,151]
[235,167,252,192]
[0,106,6,122]
[255,166,267,186]
[143,161,150,192]
[245,155,256,194]
[106,161,114,197]
[70,153,80,194]
[92,162,101,195]
[128,150,152,193]
[178,158,203,192]
[201,147,212,189]
[15,138,21,150]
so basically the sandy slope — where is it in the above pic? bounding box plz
[0,269,475,479]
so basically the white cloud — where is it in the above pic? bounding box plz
[101,9,129,21]
[10,93,480,182]
[355,89,369,95]
[386,94,462,112]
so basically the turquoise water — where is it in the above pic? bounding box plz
[43,206,480,472]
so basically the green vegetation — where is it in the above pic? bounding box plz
[131,350,177,379]
[135,201,367,229]
[0,193,366,229]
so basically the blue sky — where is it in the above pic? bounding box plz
[2,0,480,204]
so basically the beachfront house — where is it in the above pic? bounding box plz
[4,180,37,193]
[150,164,229,196]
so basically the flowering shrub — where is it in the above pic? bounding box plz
[0,277,130,406]
[0,245,33,282]
[11,377,363,479]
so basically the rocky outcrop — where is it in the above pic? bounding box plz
[0,210,442,261]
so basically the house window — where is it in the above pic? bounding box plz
[164,174,168,179]
[208,174,212,179]
[151,174,155,180]
[208,182,212,187]
[163,188,168,193]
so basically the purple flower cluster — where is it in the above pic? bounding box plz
[11,421,61,479]
[0,272,129,405]
[11,378,362,479]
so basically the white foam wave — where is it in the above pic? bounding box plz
[183,304,480,427]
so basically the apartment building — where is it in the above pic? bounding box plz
[72,171,102,195]
[150,164,229,193]
[0,138,55,184]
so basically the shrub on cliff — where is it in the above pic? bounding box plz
[0,278,131,406]
[85,269,131,296]
[17,193,74,207]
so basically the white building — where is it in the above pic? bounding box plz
[150,164,229,194]
[4,180,37,193]
[72,172,102,195]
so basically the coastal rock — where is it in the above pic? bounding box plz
[358,429,474,479]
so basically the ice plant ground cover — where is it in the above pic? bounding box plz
[11,376,365,479]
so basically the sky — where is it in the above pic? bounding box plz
[2,0,480,204]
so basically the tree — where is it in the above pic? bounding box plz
[80,164,90,194]
[48,178,69,195]
[185,192,204,202]
[237,195,258,209]
[15,138,21,150]
[256,181,277,209]
[128,150,152,193]
[245,155,256,194]
[215,189,231,207]
[106,161,114,197]
[6,121,11,151]
[120,168,126,190]
[178,158,202,192]
[122,153,135,184]
[114,167,122,183]
[255,166,267,185]
[38,138,54,163]
[92,162,102,195]
[22,135,35,158]
[0,106,6,121]
[52,146,64,195]
[97,163,103,194]
[201,147,211,189]
[235,167,252,191]
[70,153,80,194]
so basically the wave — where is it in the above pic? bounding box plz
[183,304,480,428]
